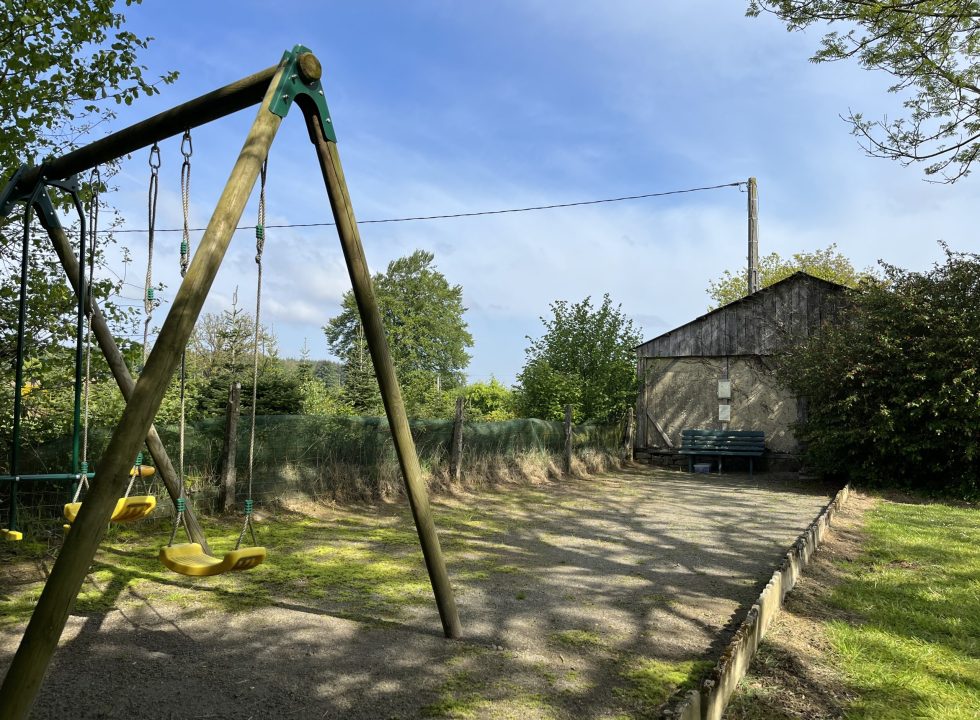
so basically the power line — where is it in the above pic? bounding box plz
[108,181,745,234]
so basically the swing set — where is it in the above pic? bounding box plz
[0,45,461,718]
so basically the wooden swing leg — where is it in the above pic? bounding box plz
[303,106,462,640]
[0,66,286,720]
[41,221,210,553]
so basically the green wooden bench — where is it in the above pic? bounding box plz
[679,429,765,476]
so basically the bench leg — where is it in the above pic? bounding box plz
[749,457,753,478]
[688,456,693,473]
[718,457,723,474]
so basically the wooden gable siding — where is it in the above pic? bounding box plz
[637,273,846,358]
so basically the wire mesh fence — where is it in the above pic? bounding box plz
[2,414,623,536]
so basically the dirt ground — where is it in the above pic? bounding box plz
[0,466,838,719]
[725,492,874,720]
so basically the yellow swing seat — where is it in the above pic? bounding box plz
[159,543,266,577]
[2,528,23,541]
[63,495,157,524]
[130,465,155,478]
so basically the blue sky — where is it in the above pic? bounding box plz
[93,1,980,384]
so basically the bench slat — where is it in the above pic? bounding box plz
[679,428,765,457]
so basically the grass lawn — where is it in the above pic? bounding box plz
[729,494,980,720]
[829,499,980,719]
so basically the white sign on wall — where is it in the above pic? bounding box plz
[718,380,731,399]
[718,404,731,422]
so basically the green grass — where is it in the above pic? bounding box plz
[617,657,714,715]
[550,629,603,648]
[828,500,980,719]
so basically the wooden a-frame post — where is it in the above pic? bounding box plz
[303,100,462,640]
[0,47,461,719]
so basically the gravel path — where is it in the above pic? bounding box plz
[0,466,837,719]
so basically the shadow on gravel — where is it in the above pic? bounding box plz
[0,466,837,719]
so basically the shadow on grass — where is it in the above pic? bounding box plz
[0,466,840,719]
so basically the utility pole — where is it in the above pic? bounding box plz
[747,176,759,295]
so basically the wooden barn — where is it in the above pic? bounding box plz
[634,272,848,469]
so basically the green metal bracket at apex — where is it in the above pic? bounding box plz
[268,45,337,142]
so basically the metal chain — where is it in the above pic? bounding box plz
[239,158,267,549]
[143,143,161,367]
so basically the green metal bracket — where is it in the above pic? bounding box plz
[0,169,78,228]
[269,45,337,142]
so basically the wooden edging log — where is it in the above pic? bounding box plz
[662,484,851,720]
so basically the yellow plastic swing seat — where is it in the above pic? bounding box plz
[63,495,157,524]
[2,528,23,541]
[159,543,266,577]
[130,465,155,478]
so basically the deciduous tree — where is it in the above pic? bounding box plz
[516,294,641,423]
[1,0,175,457]
[778,247,980,498]
[707,244,873,308]
[324,250,473,417]
[748,1,980,181]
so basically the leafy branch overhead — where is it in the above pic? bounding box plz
[749,1,980,181]
[1,0,177,171]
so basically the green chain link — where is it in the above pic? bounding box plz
[176,498,185,512]
[244,499,254,516]
[146,287,155,301]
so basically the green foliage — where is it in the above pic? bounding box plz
[298,378,352,416]
[323,250,473,418]
[462,378,515,421]
[182,303,300,419]
[516,294,641,423]
[0,0,177,171]
[778,249,980,497]
[619,658,714,715]
[0,0,173,463]
[748,1,980,181]
[707,244,873,308]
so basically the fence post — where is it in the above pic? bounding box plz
[450,396,464,482]
[219,381,241,511]
[623,406,635,462]
[563,404,573,475]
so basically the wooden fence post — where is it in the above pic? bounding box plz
[623,406,635,462]
[450,396,464,483]
[563,404,573,475]
[219,381,241,511]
